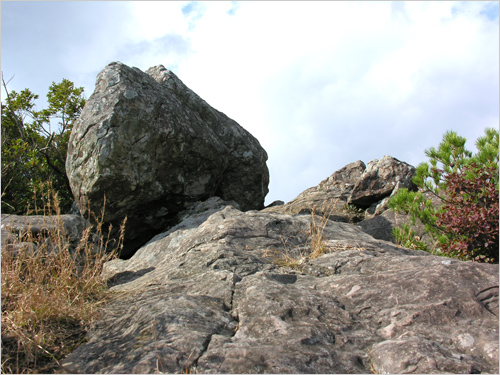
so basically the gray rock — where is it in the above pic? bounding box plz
[363,180,405,220]
[264,157,417,225]
[144,196,241,246]
[370,337,483,374]
[1,214,89,252]
[263,160,366,220]
[265,200,285,208]
[66,62,269,257]
[146,65,269,211]
[66,201,82,216]
[348,155,417,208]
[62,202,499,374]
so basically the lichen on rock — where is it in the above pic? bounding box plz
[66,62,269,257]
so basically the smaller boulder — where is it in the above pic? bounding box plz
[263,160,366,219]
[265,200,284,208]
[1,214,90,255]
[348,155,417,208]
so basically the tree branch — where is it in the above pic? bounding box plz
[2,72,26,140]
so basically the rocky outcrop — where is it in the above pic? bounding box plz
[1,214,89,255]
[66,62,269,257]
[58,61,497,373]
[263,160,366,219]
[263,156,417,225]
[348,155,417,208]
[263,155,445,251]
[62,201,499,374]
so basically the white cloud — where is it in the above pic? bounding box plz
[2,1,498,205]
[128,1,190,41]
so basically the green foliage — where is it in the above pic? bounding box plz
[388,188,437,232]
[392,223,429,251]
[1,75,85,214]
[435,163,498,263]
[389,127,499,263]
[473,127,499,171]
[342,203,365,223]
[411,128,498,193]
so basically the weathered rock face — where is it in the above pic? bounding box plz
[263,160,367,219]
[348,155,418,208]
[62,202,499,374]
[66,62,269,257]
[1,214,89,255]
[264,156,417,224]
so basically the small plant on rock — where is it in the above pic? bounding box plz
[262,200,337,268]
[261,235,308,269]
[309,200,336,259]
[392,223,429,251]
[341,203,365,223]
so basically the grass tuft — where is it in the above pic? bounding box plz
[1,183,126,374]
[262,236,309,269]
[263,199,339,267]
[309,200,336,259]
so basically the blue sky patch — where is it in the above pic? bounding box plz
[227,1,240,16]
[181,2,196,17]
[181,1,205,31]
[480,1,499,21]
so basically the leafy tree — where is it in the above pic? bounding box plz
[1,75,85,214]
[435,163,498,262]
[388,128,499,263]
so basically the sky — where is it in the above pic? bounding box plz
[1,1,499,206]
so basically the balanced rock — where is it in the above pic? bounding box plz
[66,62,269,256]
[62,199,499,374]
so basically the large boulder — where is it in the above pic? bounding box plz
[62,201,498,374]
[66,62,269,257]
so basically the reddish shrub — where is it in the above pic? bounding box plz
[436,163,499,263]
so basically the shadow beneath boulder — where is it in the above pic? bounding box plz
[358,214,394,242]
[107,267,155,288]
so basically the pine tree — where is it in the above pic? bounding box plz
[388,127,499,263]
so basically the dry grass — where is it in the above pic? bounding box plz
[309,200,337,259]
[262,236,309,269]
[263,200,369,268]
[1,184,126,373]
[263,200,338,267]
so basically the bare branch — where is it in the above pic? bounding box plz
[2,72,26,140]
[2,72,15,87]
